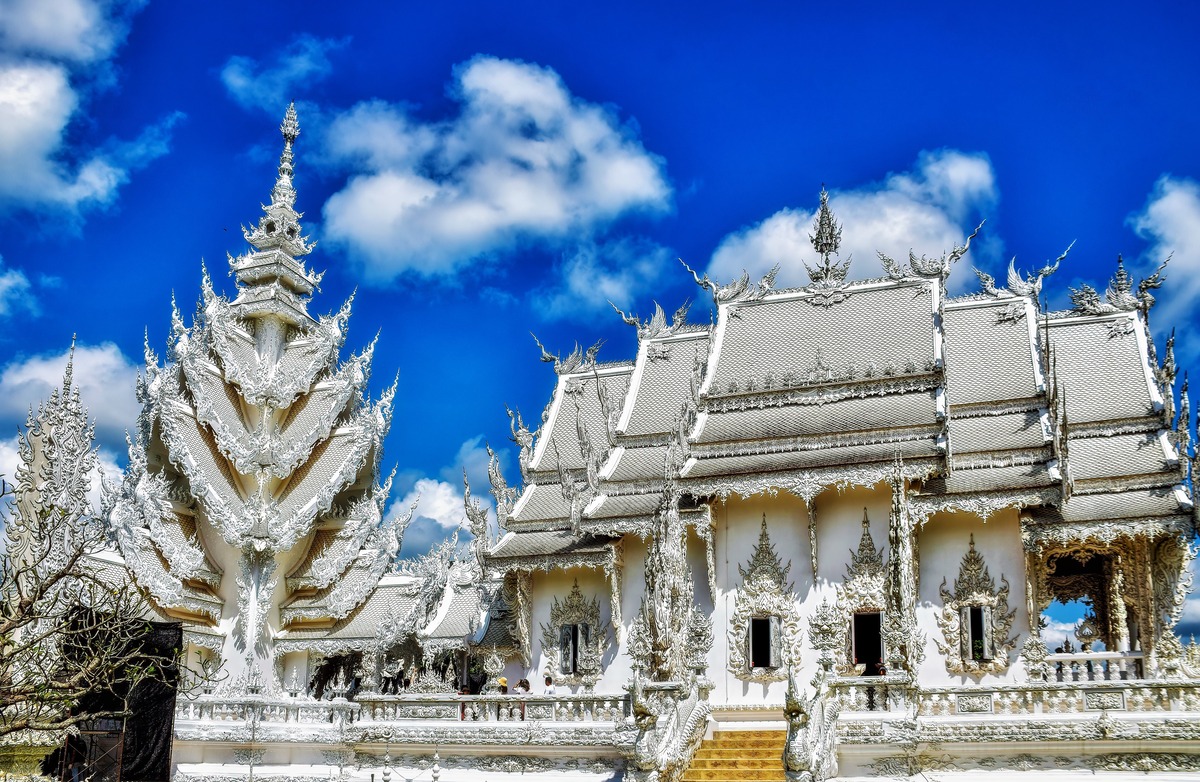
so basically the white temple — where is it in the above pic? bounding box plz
[75,107,1200,779]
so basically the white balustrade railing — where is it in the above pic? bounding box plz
[175,692,629,726]
[356,693,629,723]
[829,674,911,712]
[1046,650,1143,682]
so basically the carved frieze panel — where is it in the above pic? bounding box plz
[935,535,1017,675]
[727,516,800,683]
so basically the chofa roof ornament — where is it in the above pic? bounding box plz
[1068,254,1170,316]
[975,242,1072,301]
[880,220,984,281]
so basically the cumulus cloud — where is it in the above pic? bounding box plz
[221,34,346,113]
[0,342,140,451]
[0,256,36,318]
[321,56,671,281]
[0,0,180,219]
[709,149,998,293]
[0,0,140,64]
[389,436,508,559]
[1129,175,1200,331]
[532,236,672,320]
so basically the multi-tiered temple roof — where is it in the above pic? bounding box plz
[107,106,432,686]
[483,192,1191,612]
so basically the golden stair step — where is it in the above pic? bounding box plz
[681,771,786,782]
[689,758,782,769]
[693,749,784,760]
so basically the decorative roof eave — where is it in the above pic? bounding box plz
[949,447,1054,471]
[681,458,941,503]
[108,521,222,623]
[948,396,1048,418]
[230,281,315,327]
[181,338,374,479]
[1070,471,1186,497]
[156,386,388,552]
[697,374,940,417]
[280,560,379,626]
[285,471,400,593]
[229,247,319,294]
[910,486,1061,526]
[205,289,353,408]
[111,463,218,587]
[1020,514,1194,552]
[689,423,942,461]
[528,362,634,473]
[487,543,617,579]
[1066,416,1176,440]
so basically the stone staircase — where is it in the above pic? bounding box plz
[680,730,787,782]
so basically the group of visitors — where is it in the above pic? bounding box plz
[495,675,555,694]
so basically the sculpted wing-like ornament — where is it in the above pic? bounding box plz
[1137,255,1170,313]
[671,298,691,329]
[974,267,1000,296]
[680,257,719,298]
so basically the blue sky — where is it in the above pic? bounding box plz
[1,2,1199,633]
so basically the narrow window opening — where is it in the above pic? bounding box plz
[853,612,883,676]
[749,617,773,668]
[969,606,985,661]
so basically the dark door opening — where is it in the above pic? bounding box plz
[853,612,883,676]
[749,616,773,668]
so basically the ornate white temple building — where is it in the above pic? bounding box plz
[72,108,1200,778]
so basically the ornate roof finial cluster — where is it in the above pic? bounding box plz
[1069,254,1170,316]
[805,188,851,289]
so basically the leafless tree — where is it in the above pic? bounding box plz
[0,354,178,739]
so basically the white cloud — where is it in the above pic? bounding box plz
[0,0,180,220]
[387,436,508,559]
[322,56,671,281]
[1129,175,1200,329]
[221,34,346,113]
[0,0,139,64]
[0,342,140,451]
[0,255,36,318]
[532,237,672,320]
[709,149,998,293]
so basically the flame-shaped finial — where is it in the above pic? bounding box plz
[272,102,300,209]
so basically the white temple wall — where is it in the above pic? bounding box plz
[707,488,894,705]
[914,507,1030,686]
[522,566,613,692]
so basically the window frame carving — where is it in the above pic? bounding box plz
[727,515,800,683]
[539,580,604,687]
[936,534,1017,675]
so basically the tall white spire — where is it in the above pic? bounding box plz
[230,103,321,328]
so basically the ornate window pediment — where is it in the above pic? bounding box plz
[809,509,888,675]
[728,516,800,683]
[539,580,604,687]
[935,535,1017,675]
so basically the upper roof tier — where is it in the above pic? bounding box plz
[490,195,1190,541]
